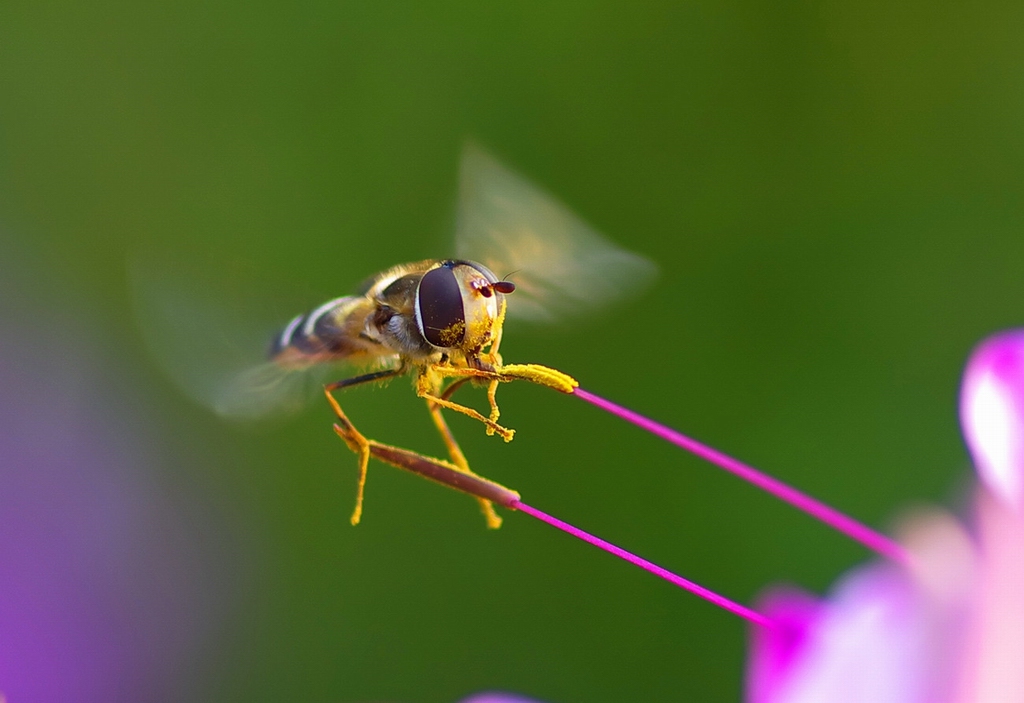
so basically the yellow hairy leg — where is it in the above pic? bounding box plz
[325,387,516,528]
[426,394,502,529]
[324,388,372,525]
[424,361,579,436]
[416,368,516,441]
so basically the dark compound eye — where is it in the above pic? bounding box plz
[417,265,466,348]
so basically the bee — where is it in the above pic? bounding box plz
[133,144,656,528]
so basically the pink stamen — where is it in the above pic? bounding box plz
[572,387,909,564]
[510,499,774,629]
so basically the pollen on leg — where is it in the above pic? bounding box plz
[486,379,501,428]
[482,501,503,529]
[420,390,515,441]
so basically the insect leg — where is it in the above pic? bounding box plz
[324,387,373,525]
[416,370,515,441]
[325,365,405,392]
[426,378,502,528]
[323,365,406,524]
[486,378,501,432]
[433,377,475,471]
[325,386,520,525]
[419,363,578,441]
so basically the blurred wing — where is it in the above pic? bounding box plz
[455,144,657,322]
[208,360,333,421]
[129,259,336,421]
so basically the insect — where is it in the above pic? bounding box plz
[274,253,589,527]
[134,144,655,528]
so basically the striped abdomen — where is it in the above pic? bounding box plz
[269,296,383,367]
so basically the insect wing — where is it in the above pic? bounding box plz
[130,261,335,421]
[455,144,657,322]
[210,360,332,421]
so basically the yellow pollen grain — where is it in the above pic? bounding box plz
[439,320,466,347]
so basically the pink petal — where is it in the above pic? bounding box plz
[960,330,1024,511]
[748,512,975,703]
[953,491,1024,702]
[746,588,823,703]
[753,568,932,703]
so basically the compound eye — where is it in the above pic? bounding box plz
[417,265,466,348]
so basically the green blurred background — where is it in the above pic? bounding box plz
[3,1,1023,700]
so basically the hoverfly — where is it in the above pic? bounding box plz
[134,144,655,528]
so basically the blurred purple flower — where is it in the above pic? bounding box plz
[0,284,237,701]
[459,694,545,703]
[745,329,1024,703]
